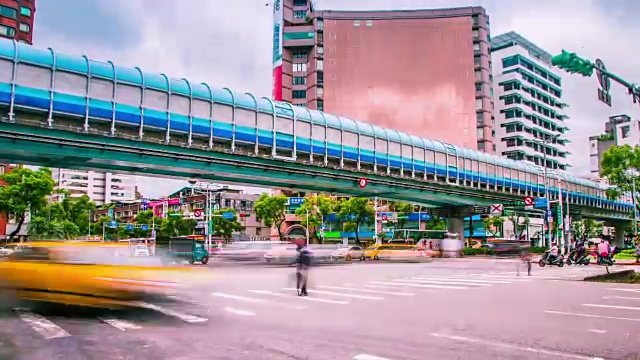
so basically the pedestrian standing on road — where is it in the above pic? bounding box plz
[295,244,311,296]
[518,248,532,276]
[635,242,640,264]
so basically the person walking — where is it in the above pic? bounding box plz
[295,244,311,296]
[635,242,640,264]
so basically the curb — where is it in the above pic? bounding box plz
[584,269,636,282]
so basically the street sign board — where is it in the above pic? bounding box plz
[490,204,503,215]
[194,209,203,218]
[546,209,553,223]
[141,203,148,211]
[320,223,325,230]
[222,212,234,219]
[126,224,134,231]
[534,197,548,209]
[381,214,388,221]
[523,196,534,208]
[108,209,114,219]
[142,198,148,204]
[109,220,117,228]
[141,225,149,231]
[596,59,612,107]
[358,178,368,188]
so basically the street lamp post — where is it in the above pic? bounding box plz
[306,209,310,246]
[534,134,560,248]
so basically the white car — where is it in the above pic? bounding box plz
[133,245,150,257]
[0,246,13,257]
[331,246,365,261]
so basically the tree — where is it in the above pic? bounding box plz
[212,208,244,242]
[387,201,414,229]
[295,195,336,243]
[254,193,288,241]
[601,144,640,200]
[571,219,603,242]
[482,216,504,237]
[425,217,447,231]
[336,197,374,245]
[506,212,530,239]
[0,167,55,241]
[157,212,197,238]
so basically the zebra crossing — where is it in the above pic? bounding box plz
[1,266,612,341]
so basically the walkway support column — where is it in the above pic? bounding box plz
[443,214,465,258]
[614,222,628,247]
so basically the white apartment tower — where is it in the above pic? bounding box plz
[491,32,570,170]
[51,169,136,205]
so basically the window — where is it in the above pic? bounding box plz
[472,15,479,26]
[317,59,324,71]
[476,111,484,124]
[293,63,307,72]
[284,32,314,41]
[317,71,323,85]
[477,127,485,139]
[0,25,15,37]
[316,87,323,97]
[293,10,307,19]
[0,166,4,175]
[502,55,519,68]
[475,98,483,110]
[316,100,323,111]
[472,30,479,40]
[474,55,481,66]
[316,46,323,55]
[20,7,31,17]
[473,43,480,51]
[19,23,30,33]
[621,125,630,139]
[293,49,307,60]
[0,6,16,19]
[317,19,324,31]
[475,83,482,92]
[293,0,307,5]
[292,90,306,99]
[477,141,485,151]
[293,76,306,85]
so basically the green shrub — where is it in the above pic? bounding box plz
[529,246,547,254]
[462,247,495,256]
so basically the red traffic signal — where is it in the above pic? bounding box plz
[239,213,251,218]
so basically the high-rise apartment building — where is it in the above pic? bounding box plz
[491,31,570,170]
[273,0,495,151]
[51,169,137,205]
[589,114,635,179]
[0,0,35,44]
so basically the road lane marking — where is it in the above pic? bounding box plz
[353,354,392,360]
[248,290,349,305]
[587,329,607,334]
[282,288,383,300]
[411,277,511,284]
[396,279,490,287]
[134,302,208,323]
[369,281,466,290]
[224,307,255,316]
[545,310,640,322]
[99,317,142,331]
[318,285,415,296]
[603,296,640,300]
[14,308,70,339]
[212,292,267,303]
[609,288,640,293]
[431,332,604,360]
[583,303,640,311]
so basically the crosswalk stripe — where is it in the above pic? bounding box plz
[283,288,384,300]
[610,288,640,293]
[248,290,349,305]
[395,279,489,287]
[134,302,208,323]
[410,277,511,284]
[583,303,640,311]
[369,281,467,290]
[212,292,267,303]
[317,285,415,296]
[224,307,255,316]
[100,317,142,331]
[14,308,70,339]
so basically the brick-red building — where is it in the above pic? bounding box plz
[0,0,35,44]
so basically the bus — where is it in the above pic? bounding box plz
[389,229,449,251]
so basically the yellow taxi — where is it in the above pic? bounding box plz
[364,244,417,260]
[0,241,205,309]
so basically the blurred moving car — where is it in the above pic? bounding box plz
[263,245,299,264]
[217,242,287,262]
[331,246,365,261]
[0,241,206,309]
[0,246,14,258]
[364,244,417,260]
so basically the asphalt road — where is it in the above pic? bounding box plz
[0,259,638,360]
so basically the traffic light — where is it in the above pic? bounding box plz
[551,50,595,77]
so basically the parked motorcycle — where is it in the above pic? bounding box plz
[538,251,564,267]
[567,254,590,266]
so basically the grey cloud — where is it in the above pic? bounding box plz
[34,0,141,51]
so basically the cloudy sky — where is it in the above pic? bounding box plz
[33,0,640,198]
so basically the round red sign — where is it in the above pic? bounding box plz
[358,178,368,188]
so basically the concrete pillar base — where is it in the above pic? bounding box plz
[443,216,465,258]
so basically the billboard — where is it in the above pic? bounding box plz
[272,0,284,101]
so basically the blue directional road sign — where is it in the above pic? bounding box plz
[126,224,134,231]
[534,197,548,209]
[109,220,117,228]
[141,203,148,211]
[222,212,234,219]
[108,209,114,219]
[546,209,554,223]
[141,225,149,231]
